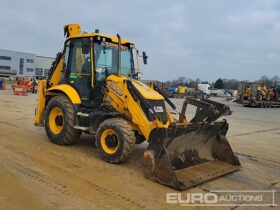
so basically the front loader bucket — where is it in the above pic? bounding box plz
[142,121,240,190]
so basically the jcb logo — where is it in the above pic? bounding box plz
[107,81,124,97]
[154,106,163,112]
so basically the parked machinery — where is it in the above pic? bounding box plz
[237,81,280,108]
[34,24,240,190]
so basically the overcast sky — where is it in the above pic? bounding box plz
[0,0,279,81]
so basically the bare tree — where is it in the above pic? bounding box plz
[259,75,270,86]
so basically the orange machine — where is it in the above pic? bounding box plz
[13,77,28,96]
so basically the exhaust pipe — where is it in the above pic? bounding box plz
[117,34,121,76]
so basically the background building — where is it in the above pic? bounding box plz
[35,56,54,77]
[0,49,54,77]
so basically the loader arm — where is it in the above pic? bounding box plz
[104,74,172,140]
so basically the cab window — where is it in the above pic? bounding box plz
[67,38,91,74]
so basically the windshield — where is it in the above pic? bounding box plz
[94,41,134,79]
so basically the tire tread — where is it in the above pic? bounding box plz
[95,118,135,163]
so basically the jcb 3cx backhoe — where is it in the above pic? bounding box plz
[34,24,240,190]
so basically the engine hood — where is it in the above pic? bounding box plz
[131,78,164,100]
[106,75,164,100]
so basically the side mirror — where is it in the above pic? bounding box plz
[82,38,90,54]
[142,51,148,65]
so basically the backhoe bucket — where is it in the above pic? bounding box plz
[142,121,240,190]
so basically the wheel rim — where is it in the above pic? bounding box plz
[49,107,63,134]
[100,129,119,154]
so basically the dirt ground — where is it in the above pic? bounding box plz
[0,89,279,210]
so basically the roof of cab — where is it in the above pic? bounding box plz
[67,32,133,44]
[64,23,133,44]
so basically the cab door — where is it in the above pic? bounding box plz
[66,38,93,102]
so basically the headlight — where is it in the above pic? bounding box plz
[135,72,143,80]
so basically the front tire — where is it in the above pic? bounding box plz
[45,95,80,145]
[96,118,135,163]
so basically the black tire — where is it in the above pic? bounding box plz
[45,95,80,145]
[95,118,135,163]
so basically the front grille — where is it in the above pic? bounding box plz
[140,100,168,124]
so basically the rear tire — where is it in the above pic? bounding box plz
[96,118,135,163]
[45,95,80,145]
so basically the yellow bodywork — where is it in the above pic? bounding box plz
[34,80,47,126]
[34,24,133,128]
[131,79,163,100]
[34,23,173,140]
[48,57,64,87]
[178,86,186,94]
[64,24,132,45]
[34,83,81,126]
[244,87,252,95]
[64,24,81,37]
[104,75,172,140]
[47,84,81,104]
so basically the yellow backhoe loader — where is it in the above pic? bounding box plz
[34,24,240,190]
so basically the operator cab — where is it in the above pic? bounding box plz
[61,35,136,106]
